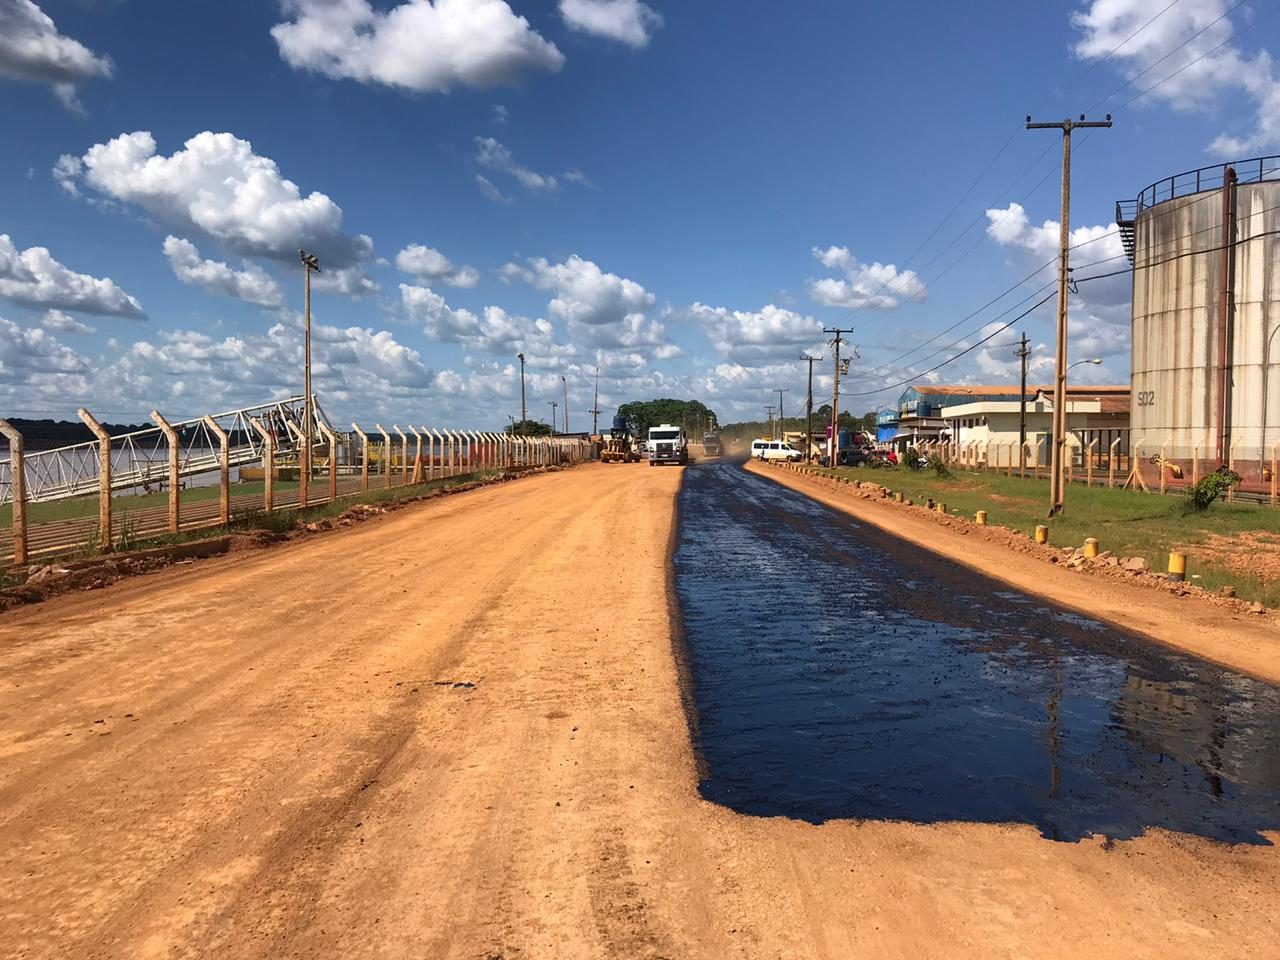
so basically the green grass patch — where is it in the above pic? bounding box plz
[811,464,1280,606]
[0,481,300,526]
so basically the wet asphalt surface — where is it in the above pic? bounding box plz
[673,460,1280,843]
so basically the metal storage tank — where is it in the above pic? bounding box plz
[1117,156,1280,482]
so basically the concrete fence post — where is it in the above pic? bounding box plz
[430,429,442,480]
[394,425,409,486]
[375,424,392,488]
[249,417,275,512]
[317,421,338,503]
[0,418,28,565]
[1159,442,1169,495]
[449,430,459,476]
[352,424,370,491]
[1086,438,1098,487]
[1192,446,1200,485]
[1272,444,1278,507]
[410,426,423,484]
[150,410,182,534]
[202,416,231,526]
[78,408,113,550]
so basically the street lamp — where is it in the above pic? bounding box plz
[1066,358,1102,375]
[548,399,558,435]
[299,249,321,508]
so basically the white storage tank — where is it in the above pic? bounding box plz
[1120,157,1280,482]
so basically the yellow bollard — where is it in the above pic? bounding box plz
[936,502,947,514]
[1035,525,1049,544]
[1084,537,1099,559]
[975,510,987,525]
[1168,551,1187,582]
[894,491,904,502]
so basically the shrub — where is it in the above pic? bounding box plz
[1185,468,1240,511]
[932,459,952,478]
[903,448,922,470]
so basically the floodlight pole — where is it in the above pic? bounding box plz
[1026,113,1112,516]
[299,249,321,508]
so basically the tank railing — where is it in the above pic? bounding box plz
[1134,155,1280,213]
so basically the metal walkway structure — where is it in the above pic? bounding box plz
[0,396,330,505]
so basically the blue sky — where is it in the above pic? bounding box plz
[1,0,1277,428]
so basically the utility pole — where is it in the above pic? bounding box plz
[589,366,601,436]
[1016,331,1031,461]
[299,250,320,508]
[561,375,569,433]
[1026,112,1112,516]
[548,400,557,435]
[775,388,790,444]
[765,406,775,439]
[824,327,854,465]
[800,354,822,462]
[517,352,527,425]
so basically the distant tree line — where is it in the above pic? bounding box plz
[615,399,719,438]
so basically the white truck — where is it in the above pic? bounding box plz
[647,423,688,466]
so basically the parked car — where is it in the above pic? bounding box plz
[866,448,898,467]
[751,438,804,462]
[818,447,868,468]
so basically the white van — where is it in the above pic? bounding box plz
[751,439,803,462]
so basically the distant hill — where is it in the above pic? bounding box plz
[2,418,151,446]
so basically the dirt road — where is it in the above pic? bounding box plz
[1,463,1276,959]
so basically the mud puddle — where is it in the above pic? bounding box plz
[674,461,1280,842]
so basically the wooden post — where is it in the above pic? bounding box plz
[394,425,408,485]
[375,424,392,488]
[0,419,27,565]
[1228,444,1237,502]
[202,416,230,526]
[317,422,338,503]
[78,408,113,550]
[249,417,275,512]
[150,410,181,533]
[1272,444,1278,507]
[352,424,370,491]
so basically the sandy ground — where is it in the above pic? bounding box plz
[1,462,1276,960]
[747,459,1280,685]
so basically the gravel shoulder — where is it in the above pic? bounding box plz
[0,461,1275,959]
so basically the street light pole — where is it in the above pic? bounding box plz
[561,374,569,433]
[517,353,527,426]
[775,387,790,445]
[299,249,321,508]
[548,400,558,435]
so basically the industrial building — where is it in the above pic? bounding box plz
[1116,155,1280,481]
[881,385,1129,463]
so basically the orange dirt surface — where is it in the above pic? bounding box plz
[1,462,1277,959]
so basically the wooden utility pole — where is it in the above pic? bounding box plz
[1026,113,1112,516]
[775,387,790,444]
[824,328,853,464]
[800,354,822,462]
[1016,332,1031,459]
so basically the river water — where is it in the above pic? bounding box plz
[673,460,1280,843]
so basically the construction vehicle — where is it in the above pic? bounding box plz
[648,423,688,466]
[702,432,722,457]
[600,415,642,463]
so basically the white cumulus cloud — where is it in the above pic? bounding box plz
[271,0,564,94]
[688,302,824,367]
[57,131,377,277]
[163,236,286,308]
[807,245,926,309]
[1072,0,1280,155]
[559,0,663,48]
[40,309,94,334]
[0,0,113,110]
[395,243,479,287]
[475,136,558,191]
[0,234,145,319]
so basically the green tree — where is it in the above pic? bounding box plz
[505,419,553,437]
[615,399,719,438]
